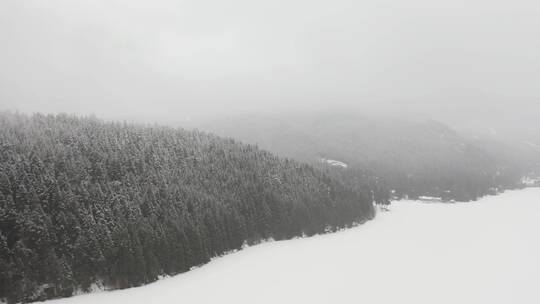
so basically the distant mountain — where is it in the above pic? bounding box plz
[202,112,529,201]
[468,134,540,180]
[0,112,374,303]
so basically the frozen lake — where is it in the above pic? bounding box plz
[42,188,540,304]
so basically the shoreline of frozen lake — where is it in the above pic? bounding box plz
[40,187,540,304]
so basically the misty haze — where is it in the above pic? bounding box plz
[0,1,539,304]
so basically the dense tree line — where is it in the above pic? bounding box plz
[316,165,391,206]
[0,112,375,303]
[204,113,528,202]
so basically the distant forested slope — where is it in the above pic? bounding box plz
[0,112,374,303]
[204,113,528,201]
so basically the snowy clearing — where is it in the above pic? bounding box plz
[320,158,348,168]
[41,188,540,304]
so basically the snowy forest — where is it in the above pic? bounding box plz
[0,112,534,303]
[0,112,376,303]
[2,0,540,303]
[205,113,530,202]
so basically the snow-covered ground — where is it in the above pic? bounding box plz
[320,158,348,168]
[42,188,540,304]
[522,176,540,187]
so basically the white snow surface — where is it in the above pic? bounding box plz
[42,188,540,304]
[418,195,443,202]
[522,141,539,149]
[522,176,540,186]
[320,158,348,168]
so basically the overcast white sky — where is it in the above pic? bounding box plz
[1,0,539,136]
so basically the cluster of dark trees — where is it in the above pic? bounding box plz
[0,112,375,303]
[204,113,528,202]
[1,111,534,303]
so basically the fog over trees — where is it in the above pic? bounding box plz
[1,0,540,140]
[1,1,539,303]
[0,110,536,302]
[202,112,533,202]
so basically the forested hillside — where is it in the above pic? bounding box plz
[468,135,540,180]
[204,113,528,201]
[0,112,374,303]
